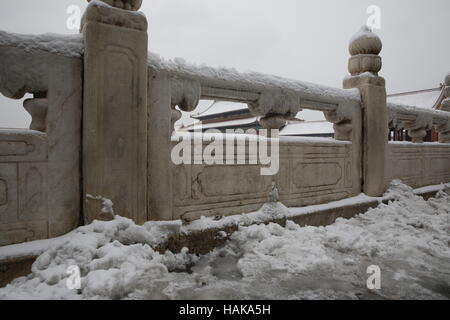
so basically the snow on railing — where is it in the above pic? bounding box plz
[148,53,361,141]
[0,30,83,133]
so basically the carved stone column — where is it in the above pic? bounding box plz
[343,26,388,196]
[323,109,353,141]
[436,73,450,143]
[435,121,450,143]
[23,96,48,132]
[81,1,148,223]
[442,73,450,112]
[404,118,432,143]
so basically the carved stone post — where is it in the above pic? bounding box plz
[442,73,450,112]
[436,73,450,143]
[343,27,388,196]
[81,1,148,223]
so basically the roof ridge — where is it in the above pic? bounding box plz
[387,87,442,97]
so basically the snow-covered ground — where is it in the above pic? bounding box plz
[0,181,449,300]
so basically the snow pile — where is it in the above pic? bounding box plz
[0,217,186,299]
[1,181,449,300]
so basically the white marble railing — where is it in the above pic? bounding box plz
[0,1,449,247]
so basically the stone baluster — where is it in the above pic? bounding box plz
[435,121,450,143]
[431,73,450,143]
[434,73,450,143]
[441,73,450,112]
[248,90,301,132]
[343,26,387,196]
[258,115,287,131]
[404,117,432,143]
[23,95,48,132]
[323,109,353,141]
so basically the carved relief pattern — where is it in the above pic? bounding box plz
[0,141,35,156]
[172,142,355,220]
[18,164,48,221]
[0,179,7,206]
[387,144,450,188]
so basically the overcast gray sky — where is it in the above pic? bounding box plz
[1,0,449,128]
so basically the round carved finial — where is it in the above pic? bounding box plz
[349,26,382,56]
[347,26,383,76]
[87,0,143,11]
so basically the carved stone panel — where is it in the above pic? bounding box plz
[387,144,450,188]
[172,140,358,220]
[0,163,18,224]
[392,158,423,180]
[0,179,7,206]
[0,130,47,162]
[292,162,343,189]
[0,221,47,247]
[191,165,272,199]
[430,158,450,176]
[18,163,48,221]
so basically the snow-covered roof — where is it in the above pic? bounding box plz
[280,121,333,136]
[182,117,259,131]
[191,101,249,119]
[387,88,443,110]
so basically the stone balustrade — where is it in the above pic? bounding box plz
[0,1,449,246]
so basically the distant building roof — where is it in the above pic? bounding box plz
[280,121,333,136]
[191,101,249,120]
[387,87,445,110]
[182,117,259,132]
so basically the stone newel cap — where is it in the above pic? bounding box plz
[87,0,143,11]
[349,26,382,56]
